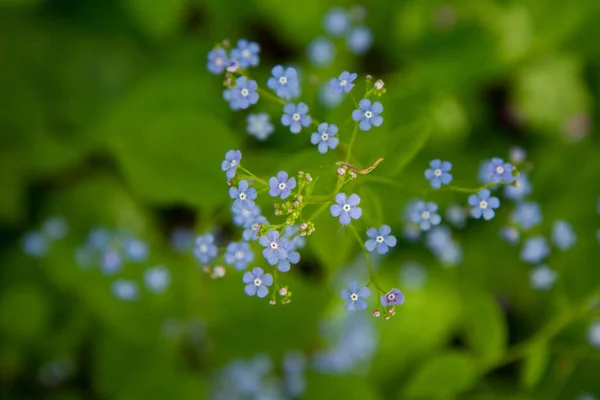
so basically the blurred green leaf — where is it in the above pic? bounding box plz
[0,284,49,341]
[384,118,432,177]
[521,343,549,390]
[123,0,186,38]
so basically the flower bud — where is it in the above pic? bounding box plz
[337,167,346,176]
[349,171,357,179]
[226,59,240,73]
[269,299,276,305]
[279,287,288,296]
[374,79,384,90]
[373,309,381,317]
[293,201,299,207]
[366,74,373,81]
[305,174,313,182]
[212,265,226,278]
[300,222,308,230]
[385,314,391,320]
[222,39,230,47]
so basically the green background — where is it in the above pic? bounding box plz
[1,0,600,398]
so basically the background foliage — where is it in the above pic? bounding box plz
[1,0,600,399]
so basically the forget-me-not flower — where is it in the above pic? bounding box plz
[346,26,373,54]
[221,150,241,179]
[324,7,350,36]
[144,266,171,293]
[486,158,514,183]
[552,220,577,250]
[267,65,299,100]
[232,202,261,228]
[530,265,557,290]
[207,47,228,74]
[365,225,397,254]
[521,236,550,264]
[504,173,532,201]
[281,102,311,134]
[224,241,254,271]
[307,37,335,66]
[194,234,218,264]
[512,201,542,230]
[277,240,300,272]
[246,113,274,141]
[352,99,383,131]
[410,201,441,231]
[112,279,139,301]
[268,171,296,199]
[242,267,273,298]
[424,159,453,189]
[380,288,405,307]
[227,77,259,110]
[22,232,48,258]
[230,39,260,68]
[310,123,339,154]
[468,189,500,220]
[229,180,257,208]
[259,230,287,266]
[329,71,357,95]
[330,193,362,225]
[242,215,268,241]
[340,281,370,311]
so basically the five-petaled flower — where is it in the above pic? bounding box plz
[424,159,453,189]
[268,171,296,199]
[224,241,255,271]
[340,281,370,311]
[410,201,441,231]
[277,240,300,272]
[552,220,577,250]
[207,47,228,74]
[229,180,257,208]
[365,225,397,254]
[230,39,260,68]
[330,193,362,225]
[259,230,288,266]
[231,202,261,227]
[226,77,259,110]
[380,288,405,306]
[352,98,383,131]
[281,102,312,134]
[246,113,274,141]
[267,65,300,100]
[521,236,550,264]
[329,71,357,95]
[468,189,500,220]
[243,267,273,298]
[193,234,218,264]
[310,123,339,154]
[486,158,515,183]
[221,150,241,179]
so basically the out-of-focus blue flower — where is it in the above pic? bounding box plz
[221,150,241,179]
[42,217,68,240]
[226,77,259,110]
[213,355,274,399]
[340,281,370,311]
[347,26,373,54]
[277,240,300,272]
[330,193,362,225]
[22,232,48,258]
[283,225,306,250]
[246,113,274,141]
[410,201,441,231]
[589,320,600,349]
[425,226,452,254]
[230,39,260,68]
[500,226,520,244]
[352,98,383,131]
[324,7,350,36]
[438,241,463,267]
[509,146,527,164]
[87,228,111,250]
[329,71,357,95]
[380,288,405,306]
[112,279,139,301]
[243,215,268,241]
[259,230,287,266]
[194,234,218,264]
[123,237,148,262]
[310,123,339,154]
[319,83,343,109]
[445,204,466,228]
[242,267,273,298]
[268,171,296,199]
[229,180,257,208]
[552,220,576,250]
[224,241,254,271]
[529,265,557,290]
[521,236,550,264]
[207,47,228,74]
[307,37,335,66]
[100,250,122,275]
[486,157,515,183]
[400,262,427,290]
[468,189,500,220]
[512,201,542,230]
[281,102,311,134]
[144,266,170,293]
[232,202,261,228]
[170,228,194,253]
[504,173,532,201]
[283,351,307,397]
[267,65,299,100]
[365,225,397,254]
[424,159,453,189]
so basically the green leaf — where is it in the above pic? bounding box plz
[521,343,549,390]
[123,0,186,38]
[384,117,432,177]
[0,284,49,341]
[405,352,478,399]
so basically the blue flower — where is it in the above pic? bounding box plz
[589,320,600,349]
[512,201,542,230]
[468,189,500,220]
[267,65,299,100]
[242,215,268,241]
[504,173,532,201]
[100,250,122,275]
[346,26,373,54]
[194,234,218,264]
[410,201,441,231]
[500,226,520,244]
[144,266,171,293]
[520,236,550,264]
[170,228,194,253]
[380,288,405,307]
[230,39,260,68]
[122,237,148,262]
[530,265,557,290]
[22,232,48,258]
[329,71,357,95]
[232,202,261,227]
[310,123,339,154]
[552,220,576,250]
[42,217,68,240]
[424,159,453,188]
[229,180,257,208]
[365,225,397,254]
[207,47,228,74]
[277,240,300,272]
[330,193,362,225]
[242,267,273,298]
[281,102,311,134]
[224,241,254,271]
[268,171,296,199]
[319,83,344,109]
[509,146,527,163]
[307,37,335,66]
[437,241,463,266]
[486,158,514,183]
[340,281,370,311]
[352,99,383,131]
[324,7,350,36]
[112,279,139,301]
[221,150,241,179]
[226,77,259,110]
[445,204,466,228]
[246,113,274,141]
[259,230,287,265]
[425,226,452,254]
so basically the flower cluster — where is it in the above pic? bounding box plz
[21,216,68,258]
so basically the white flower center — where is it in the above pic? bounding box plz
[479,200,488,209]
[215,58,224,66]
[230,160,237,167]
[376,235,384,243]
[235,250,245,260]
[292,113,301,121]
[278,182,287,190]
[388,293,396,301]
[241,209,250,217]
[340,79,347,87]
[270,242,278,249]
[279,76,288,85]
[241,88,249,97]
[364,110,373,119]
[242,49,251,58]
[421,211,430,220]
[343,204,351,212]
[252,223,260,231]
[350,293,359,301]
[496,166,504,174]
[254,278,262,286]
[434,168,442,177]
[321,133,329,141]
[239,192,247,200]
[199,244,208,253]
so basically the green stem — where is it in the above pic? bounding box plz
[345,123,359,163]
[349,92,359,108]
[256,87,287,106]
[440,182,502,194]
[307,202,330,222]
[361,175,426,196]
[349,225,385,294]
[238,166,268,186]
